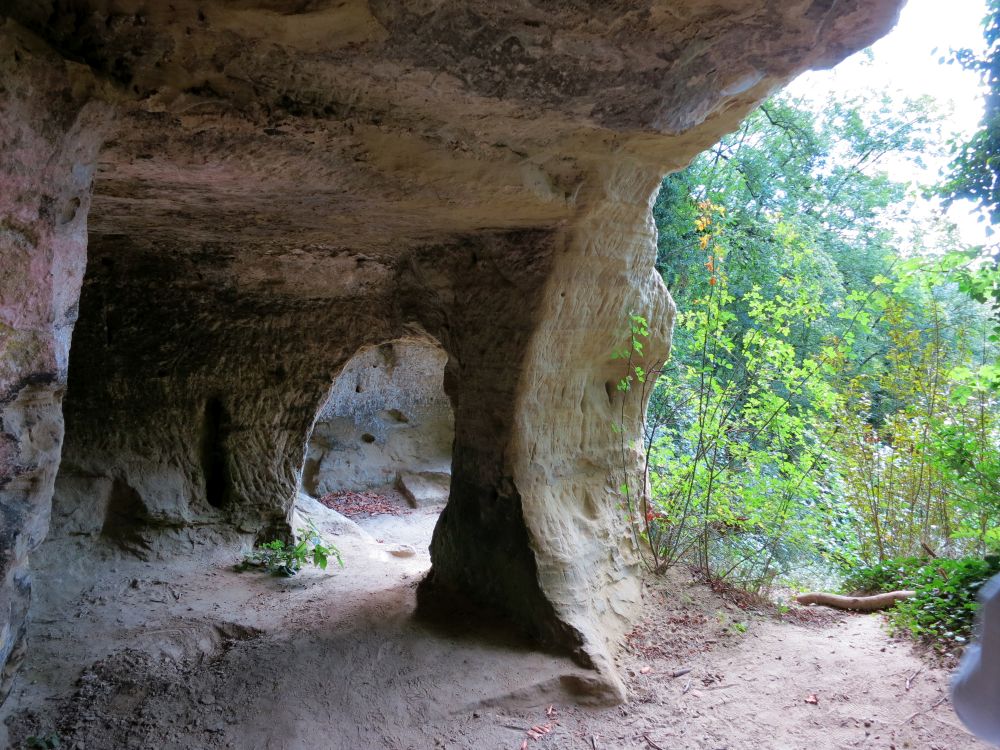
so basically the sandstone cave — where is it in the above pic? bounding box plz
[0,1,927,747]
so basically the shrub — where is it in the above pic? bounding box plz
[840,556,926,595]
[844,555,1000,649]
[891,556,1000,649]
[239,520,342,576]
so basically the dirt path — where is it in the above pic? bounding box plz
[575,579,986,750]
[0,496,989,750]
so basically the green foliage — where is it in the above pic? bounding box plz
[239,520,343,577]
[892,557,1000,648]
[642,200,853,591]
[841,555,1000,649]
[840,556,926,595]
[831,290,999,562]
[619,84,1000,613]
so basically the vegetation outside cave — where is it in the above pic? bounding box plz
[618,4,1000,656]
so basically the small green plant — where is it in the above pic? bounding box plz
[239,520,342,576]
[732,621,748,634]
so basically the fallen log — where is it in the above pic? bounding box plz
[795,590,915,611]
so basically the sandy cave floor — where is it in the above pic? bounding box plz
[0,493,990,750]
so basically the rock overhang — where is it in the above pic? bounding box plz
[10,1,905,253]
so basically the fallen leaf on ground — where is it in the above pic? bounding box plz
[318,490,410,518]
[805,693,819,704]
[640,666,652,674]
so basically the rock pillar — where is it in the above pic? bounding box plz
[423,166,673,699]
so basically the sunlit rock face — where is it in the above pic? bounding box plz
[1,0,904,701]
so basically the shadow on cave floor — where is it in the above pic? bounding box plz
[0,494,610,750]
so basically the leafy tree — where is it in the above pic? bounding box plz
[656,92,941,414]
[939,0,1000,334]
[621,86,1000,595]
[941,0,1000,227]
[643,202,856,590]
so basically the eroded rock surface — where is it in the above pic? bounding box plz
[0,21,107,700]
[1,0,905,700]
[397,471,451,509]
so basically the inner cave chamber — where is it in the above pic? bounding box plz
[0,0,908,706]
[301,338,454,509]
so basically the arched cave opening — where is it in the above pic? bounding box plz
[296,338,454,554]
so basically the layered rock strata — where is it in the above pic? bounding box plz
[1,0,904,701]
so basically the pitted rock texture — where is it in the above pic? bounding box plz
[1,0,905,701]
[302,339,453,497]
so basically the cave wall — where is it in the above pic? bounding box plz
[0,0,907,702]
[0,22,106,701]
[52,229,548,553]
[51,232,398,551]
